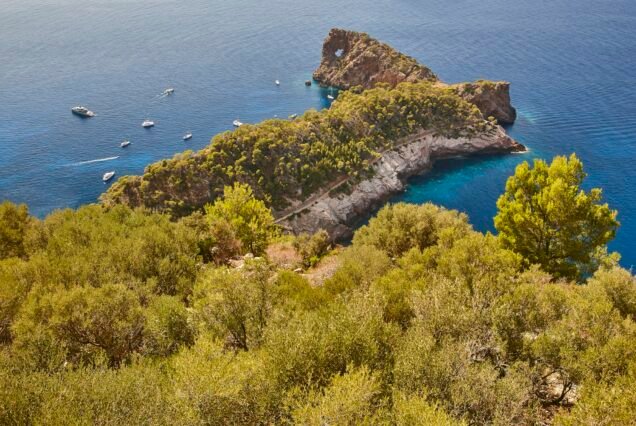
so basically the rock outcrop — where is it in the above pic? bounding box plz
[313,28,517,125]
[313,28,438,89]
[278,127,524,240]
[450,81,517,125]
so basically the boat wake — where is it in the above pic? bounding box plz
[68,156,119,166]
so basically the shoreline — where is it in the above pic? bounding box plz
[278,126,524,240]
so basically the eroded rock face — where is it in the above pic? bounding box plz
[313,28,438,90]
[450,81,517,125]
[279,127,524,240]
[314,28,517,125]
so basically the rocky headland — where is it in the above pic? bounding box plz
[103,30,524,240]
[313,28,517,124]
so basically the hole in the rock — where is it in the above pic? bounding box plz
[335,48,344,58]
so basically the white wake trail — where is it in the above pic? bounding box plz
[69,156,119,166]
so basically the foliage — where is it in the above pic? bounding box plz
[205,183,276,256]
[102,81,494,215]
[353,202,471,258]
[291,366,386,425]
[23,204,199,297]
[12,284,145,368]
[495,154,619,280]
[193,260,273,350]
[1,156,635,424]
[0,201,30,259]
[293,229,331,268]
[143,295,196,357]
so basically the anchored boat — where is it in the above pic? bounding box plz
[71,106,95,117]
[102,171,115,182]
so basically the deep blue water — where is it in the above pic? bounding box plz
[1,0,635,266]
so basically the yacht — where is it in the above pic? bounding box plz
[163,88,175,95]
[121,140,131,148]
[183,132,193,141]
[71,106,95,117]
[142,119,155,128]
[103,171,116,182]
[233,119,243,127]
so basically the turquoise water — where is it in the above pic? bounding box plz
[1,0,635,266]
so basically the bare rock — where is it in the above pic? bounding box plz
[313,28,438,90]
[313,28,517,125]
[450,80,517,125]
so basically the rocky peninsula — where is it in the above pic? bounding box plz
[314,28,517,124]
[102,30,524,239]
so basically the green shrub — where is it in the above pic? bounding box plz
[293,230,331,268]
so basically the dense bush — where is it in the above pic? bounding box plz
[1,154,634,424]
[293,229,331,268]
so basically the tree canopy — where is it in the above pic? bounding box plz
[495,154,619,280]
[1,155,634,425]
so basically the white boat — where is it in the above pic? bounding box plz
[183,132,193,141]
[142,119,155,128]
[120,140,131,148]
[103,171,116,182]
[71,106,95,117]
[275,80,280,86]
[233,119,243,127]
[289,113,298,119]
[327,94,335,100]
[163,88,175,95]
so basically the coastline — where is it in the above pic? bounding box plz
[278,126,524,240]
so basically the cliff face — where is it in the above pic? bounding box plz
[313,28,438,89]
[314,28,517,125]
[278,127,524,240]
[450,81,517,125]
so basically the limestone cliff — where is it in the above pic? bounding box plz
[313,28,438,89]
[278,127,524,240]
[313,28,517,125]
[449,81,517,125]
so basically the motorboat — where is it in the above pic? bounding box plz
[163,88,175,95]
[71,106,95,117]
[327,94,335,100]
[233,119,243,127]
[183,132,193,141]
[103,171,115,182]
[289,113,298,119]
[275,80,280,86]
[120,140,131,148]
[142,119,155,128]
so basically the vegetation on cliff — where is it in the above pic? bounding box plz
[313,28,517,124]
[101,81,496,217]
[313,28,438,89]
[1,155,633,425]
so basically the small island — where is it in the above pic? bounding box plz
[102,29,525,239]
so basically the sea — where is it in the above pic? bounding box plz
[1,0,635,267]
